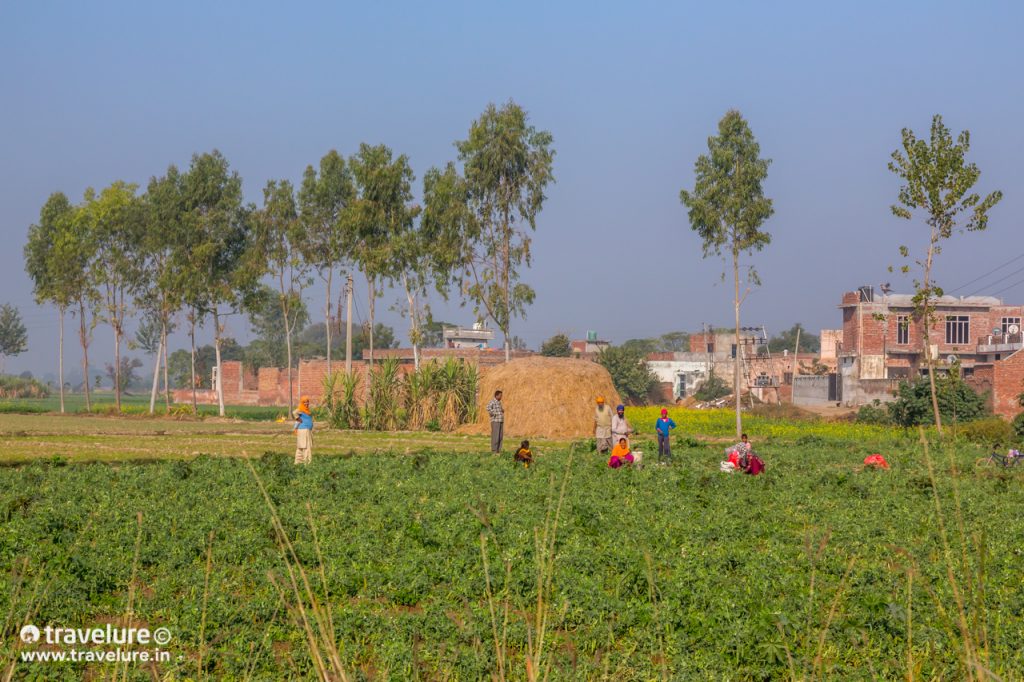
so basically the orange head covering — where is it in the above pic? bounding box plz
[596,396,605,404]
[297,396,311,415]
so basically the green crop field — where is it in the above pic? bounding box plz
[1,411,1022,680]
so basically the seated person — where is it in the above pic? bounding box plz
[514,440,534,468]
[608,437,636,468]
[726,433,752,467]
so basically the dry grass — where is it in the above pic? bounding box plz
[463,357,621,439]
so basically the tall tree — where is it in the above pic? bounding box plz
[24,192,75,412]
[140,165,187,413]
[83,182,145,411]
[0,304,28,373]
[454,101,555,361]
[180,151,256,416]
[889,114,1002,436]
[348,143,416,365]
[254,179,310,414]
[298,150,355,375]
[680,110,774,438]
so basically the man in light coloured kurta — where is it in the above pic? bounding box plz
[611,404,634,448]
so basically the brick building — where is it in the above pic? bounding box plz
[837,287,1024,417]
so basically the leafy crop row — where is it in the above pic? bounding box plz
[1,440,1022,679]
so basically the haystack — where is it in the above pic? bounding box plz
[462,357,621,439]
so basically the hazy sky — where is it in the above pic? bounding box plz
[2,1,1022,379]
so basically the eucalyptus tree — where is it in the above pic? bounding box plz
[454,101,555,361]
[254,179,309,414]
[24,192,75,411]
[180,151,256,416]
[0,304,28,374]
[888,114,1002,435]
[139,165,187,412]
[297,150,355,375]
[348,143,416,364]
[83,181,146,411]
[680,110,774,438]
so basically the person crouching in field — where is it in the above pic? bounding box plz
[594,396,612,454]
[654,408,676,465]
[293,396,313,465]
[514,440,534,468]
[608,437,640,468]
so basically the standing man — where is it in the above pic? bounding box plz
[487,389,504,454]
[594,396,613,455]
[293,395,313,465]
[611,404,634,448]
[654,408,677,465]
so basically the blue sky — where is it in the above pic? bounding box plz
[2,1,1022,378]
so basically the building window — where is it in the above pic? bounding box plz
[896,315,909,345]
[945,316,969,344]
[1002,317,1021,334]
[707,343,714,353]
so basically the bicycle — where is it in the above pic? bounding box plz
[976,450,1023,468]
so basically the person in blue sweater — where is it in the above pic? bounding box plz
[654,408,676,465]
[293,395,314,465]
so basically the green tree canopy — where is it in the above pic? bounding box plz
[680,110,773,437]
[768,324,820,354]
[598,345,657,405]
[0,303,28,371]
[453,101,555,361]
[540,333,571,357]
[298,149,355,373]
[888,114,1002,435]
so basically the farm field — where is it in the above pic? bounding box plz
[1,412,1023,679]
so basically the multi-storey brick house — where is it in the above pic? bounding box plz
[838,287,1024,418]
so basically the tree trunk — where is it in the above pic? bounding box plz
[161,318,170,411]
[58,307,65,414]
[325,269,332,377]
[189,309,198,414]
[403,274,420,370]
[345,275,353,374]
[733,247,742,439]
[149,336,162,414]
[922,235,943,435]
[113,323,122,412]
[212,308,225,417]
[285,299,294,416]
[503,211,511,363]
[78,299,91,412]
[367,274,375,365]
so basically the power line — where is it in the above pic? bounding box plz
[965,263,1024,298]
[990,275,1024,298]
[949,251,1024,294]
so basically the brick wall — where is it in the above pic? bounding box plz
[991,350,1024,419]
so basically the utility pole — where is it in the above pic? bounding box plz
[790,326,801,404]
[345,274,354,374]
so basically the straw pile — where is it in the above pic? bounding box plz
[462,357,621,439]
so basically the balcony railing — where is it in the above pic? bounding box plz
[976,332,1023,353]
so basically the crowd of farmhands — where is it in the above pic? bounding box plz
[486,390,766,474]
[286,389,769,472]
